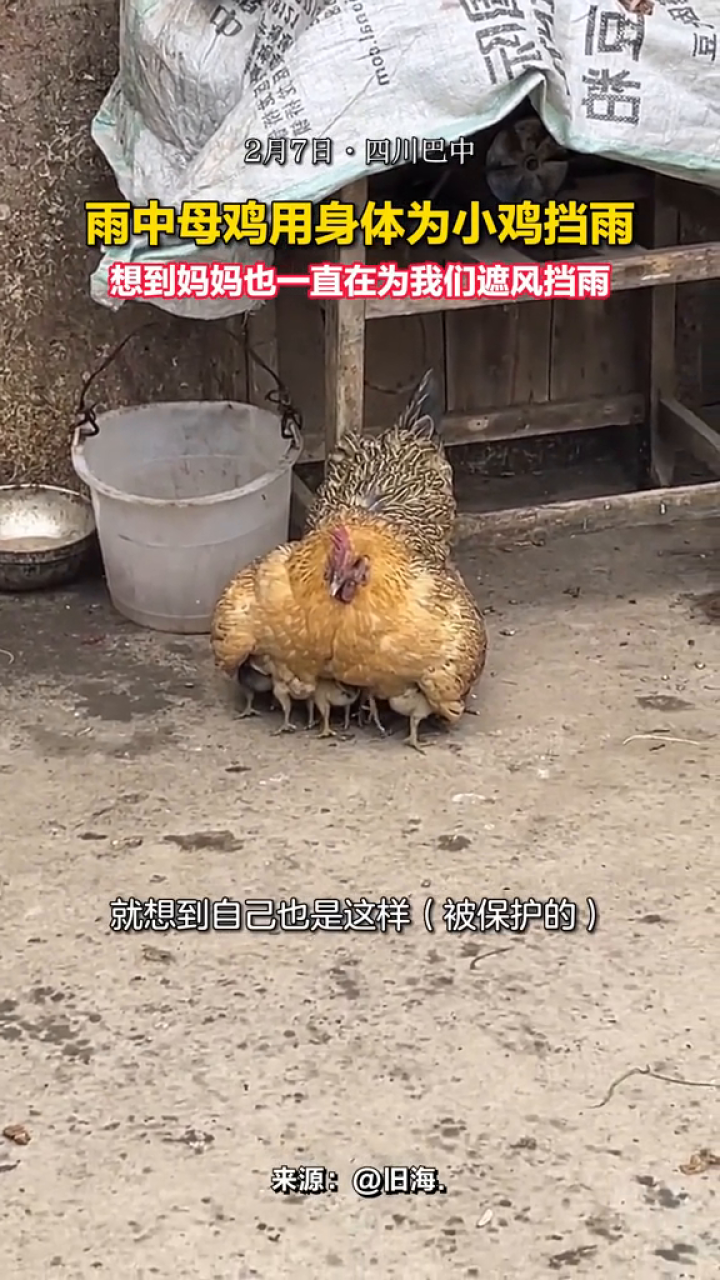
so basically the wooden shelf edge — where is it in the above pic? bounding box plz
[658,395,720,479]
[442,393,644,447]
[453,479,720,546]
[297,393,644,464]
[365,243,720,320]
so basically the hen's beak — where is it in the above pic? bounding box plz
[327,572,345,598]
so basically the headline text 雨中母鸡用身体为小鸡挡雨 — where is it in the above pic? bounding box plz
[85,198,635,249]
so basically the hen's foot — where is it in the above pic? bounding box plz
[237,706,260,719]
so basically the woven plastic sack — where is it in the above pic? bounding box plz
[91,0,720,317]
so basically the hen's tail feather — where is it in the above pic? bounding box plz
[395,368,442,442]
[323,423,363,473]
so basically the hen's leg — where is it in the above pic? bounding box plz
[343,703,352,730]
[237,686,259,718]
[305,698,316,729]
[271,684,296,735]
[403,712,426,754]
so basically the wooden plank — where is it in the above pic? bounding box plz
[246,300,279,406]
[445,300,552,415]
[699,271,720,406]
[296,392,644,462]
[274,265,446,461]
[365,243,720,320]
[657,175,714,409]
[673,206,720,407]
[555,171,651,204]
[662,177,720,229]
[442,392,643,446]
[647,180,679,486]
[658,396,720,477]
[454,479,720,545]
[674,213,705,407]
[324,178,367,463]
[289,472,315,539]
[363,312,446,432]
[550,291,642,402]
[273,248,325,444]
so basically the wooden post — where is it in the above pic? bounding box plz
[648,177,679,487]
[323,178,368,469]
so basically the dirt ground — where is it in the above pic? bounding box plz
[0,518,718,1278]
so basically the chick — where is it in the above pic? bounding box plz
[388,685,435,753]
[236,657,273,717]
[310,679,361,738]
[271,674,317,735]
[358,693,387,735]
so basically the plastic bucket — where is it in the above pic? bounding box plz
[71,401,300,634]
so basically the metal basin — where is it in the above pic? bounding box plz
[0,484,97,592]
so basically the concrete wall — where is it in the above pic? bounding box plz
[0,1,245,490]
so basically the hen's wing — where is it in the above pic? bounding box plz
[416,566,488,722]
[210,543,299,679]
[210,562,260,675]
[326,551,486,718]
[225,540,341,702]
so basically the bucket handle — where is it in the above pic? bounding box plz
[75,321,160,440]
[229,317,303,460]
[74,317,303,461]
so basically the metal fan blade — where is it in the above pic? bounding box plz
[486,119,569,203]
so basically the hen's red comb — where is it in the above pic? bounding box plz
[330,526,350,556]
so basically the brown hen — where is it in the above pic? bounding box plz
[211,517,486,751]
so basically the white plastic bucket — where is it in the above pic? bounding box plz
[72,401,300,634]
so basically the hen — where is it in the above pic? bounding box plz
[211,518,486,752]
[304,368,456,568]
